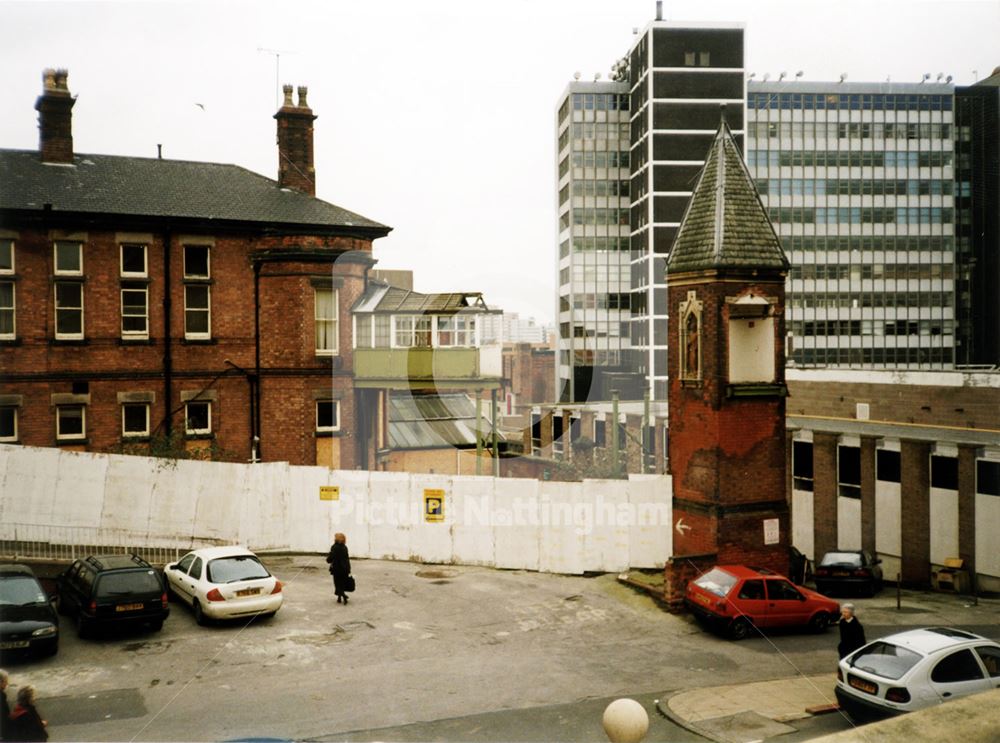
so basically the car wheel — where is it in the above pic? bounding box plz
[809,612,829,633]
[729,617,752,640]
[193,600,208,626]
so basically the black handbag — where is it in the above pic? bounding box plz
[345,575,356,593]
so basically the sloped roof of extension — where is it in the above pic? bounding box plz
[666,122,789,275]
[354,280,493,314]
[0,149,389,235]
[388,392,504,450]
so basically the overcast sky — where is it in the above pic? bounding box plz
[2,0,997,325]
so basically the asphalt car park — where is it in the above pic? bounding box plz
[4,555,999,742]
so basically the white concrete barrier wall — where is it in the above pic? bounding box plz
[929,487,959,566]
[975,493,1000,580]
[791,489,814,561]
[0,446,674,575]
[837,496,862,551]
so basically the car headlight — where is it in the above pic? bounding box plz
[32,626,58,637]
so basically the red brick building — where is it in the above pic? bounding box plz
[0,70,391,467]
[663,122,791,607]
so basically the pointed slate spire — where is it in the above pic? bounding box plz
[666,118,789,274]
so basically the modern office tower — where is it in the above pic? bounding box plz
[955,70,1000,367]
[746,81,958,368]
[625,20,746,400]
[555,80,633,403]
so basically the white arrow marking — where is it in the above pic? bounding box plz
[675,517,692,536]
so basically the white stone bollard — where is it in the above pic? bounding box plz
[601,698,649,743]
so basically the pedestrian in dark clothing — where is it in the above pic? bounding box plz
[8,685,47,742]
[1,669,11,742]
[325,532,352,604]
[837,603,866,659]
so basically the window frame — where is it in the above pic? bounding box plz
[0,240,13,274]
[121,286,149,338]
[56,404,86,441]
[316,400,340,433]
[121,403,150,438]
[183,284,211,340]
[54,280,84,340]
[120,243,148,277]
[0,405,17,442]
[314,287,339,356]
[0,280,14,339]
[53,240,83,275]
[184,400,212,435]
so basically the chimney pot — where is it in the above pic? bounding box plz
[36,67,75,163]
[274,82,317,195]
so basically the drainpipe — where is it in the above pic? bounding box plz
[253,261,262,460]
[162,230,173,438]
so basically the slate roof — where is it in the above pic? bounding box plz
[388,392,503,449]
[666,123,788,274]
[354,280,491,314]
[0,149,389,234]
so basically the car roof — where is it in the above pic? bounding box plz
[713,565,783,579]
[85,554,152,571]
[0,563,37,578]
[875,627,991,654]
[182,546,258,561]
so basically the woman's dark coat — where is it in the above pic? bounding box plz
[8,703,47,742]
[325,542,351,595]
[837,617,866,659]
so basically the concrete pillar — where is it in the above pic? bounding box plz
[860,436,878,555]
[900,439,931,587]
[812,432,839,562]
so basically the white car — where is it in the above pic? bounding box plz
[164,546,283,625]
[836,627,1000,718]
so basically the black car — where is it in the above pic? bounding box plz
[56,554,169,638]
[814,550,884,597]
[0,564,59,658]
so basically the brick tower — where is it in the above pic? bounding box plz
[663,119,791,609]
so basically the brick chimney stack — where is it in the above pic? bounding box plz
[274,83,317,195]
[35,68,76,164]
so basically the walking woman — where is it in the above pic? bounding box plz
[8,686,47,742]
[325,533,352,604]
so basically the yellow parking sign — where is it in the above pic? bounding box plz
[424,489,445,522]
[319,485,340,501]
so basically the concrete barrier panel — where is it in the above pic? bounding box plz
[50,450,108,529]
[627,475,671,569]
[929,487,959,566]
[328,470,372,558]
[837,495,862,551]
[102,453,159,541]
[493,478,539,570]
[185,460,244,544]
[875,482,901,556]
[792,489,815,561]
[409,475,453,564]
[975,493,1000,579]
[538,481,585,575]
[450,475,495,566]
[367,471,412,561]
[581,479,630,574]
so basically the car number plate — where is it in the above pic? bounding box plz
[116,603,144,612]
[832,570,849,576]
[0,640,30,649]
[236,588,261,597]
[849,676,877,694]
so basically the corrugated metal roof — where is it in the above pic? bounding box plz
[387,392,504,449]
[354,281,490,315]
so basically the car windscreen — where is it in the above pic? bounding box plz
[692,568,738,598]
[207,556,270,584]
[849,641,924,680]
[820,552,863,567]
[95,570,163,597]
[0,576,48,606]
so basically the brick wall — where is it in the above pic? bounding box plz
[900,439,931,586]
[812,432,839,560]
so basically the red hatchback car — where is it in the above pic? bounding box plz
[685,565,840,640]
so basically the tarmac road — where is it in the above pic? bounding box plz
[3,554,997,742]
